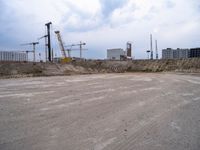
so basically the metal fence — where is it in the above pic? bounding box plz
[0,51,27,62]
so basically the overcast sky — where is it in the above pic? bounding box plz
[0,0,200,60]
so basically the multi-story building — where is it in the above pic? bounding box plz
[162,48,189,59]
[179,48,189,58]
[107,48,126,60]
[162,48,174,59]
[189,48,200,58]
[0,51,27,62]
[173,49,179,59]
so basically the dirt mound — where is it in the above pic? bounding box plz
[0,62,92,78]
[73,58,200,73]
[0,62,44,78]
[0,58,200,78]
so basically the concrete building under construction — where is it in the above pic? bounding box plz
[190,48,200,58]
[107,42,132,60]
[162,48,200,59]
[107,48,126,60]
[0,51,27,62]
[162,48,189,59]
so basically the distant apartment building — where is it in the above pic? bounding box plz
[0,51,27,62]
[175,48,189,59]
[162,48,189,59]
[189,48,200,58]
[162,48,173,59]
[107,48,126,60]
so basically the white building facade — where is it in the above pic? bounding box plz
[107,49,126,60]
[0,51,27,62]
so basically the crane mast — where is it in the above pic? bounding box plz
[55,31,69,58]
[70,41,86,58]
[20,42,39,62]
[38,35,48,62]
[45,22,52,62]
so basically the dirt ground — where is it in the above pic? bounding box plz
[0,73,200,150]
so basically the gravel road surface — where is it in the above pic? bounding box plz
[0,73,200,150]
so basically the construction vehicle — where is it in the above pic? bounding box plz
[55,31,72,63]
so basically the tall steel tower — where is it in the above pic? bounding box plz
[155,40,158,59]
[45,22,52,62]
[150,34,153,60]
[127,42,132,58]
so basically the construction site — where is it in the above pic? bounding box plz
[0,22,200,77]
[0,21,200,150]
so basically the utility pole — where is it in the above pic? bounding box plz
[155,40,158,59]
[150,34,153,60]
[146,50,150,59]
[45,22,52,62]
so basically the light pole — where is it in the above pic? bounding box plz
[146,50,150,59]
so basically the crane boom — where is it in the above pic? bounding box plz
[55,31,69,58]
[38,35,48,62]
[65,42,86,58]
[38,35,47,40]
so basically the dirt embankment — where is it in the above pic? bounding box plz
[73,58,200,73]
[0,62,90,78]
[0,58,200,78]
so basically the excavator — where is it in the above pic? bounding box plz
[55,31,72,63]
